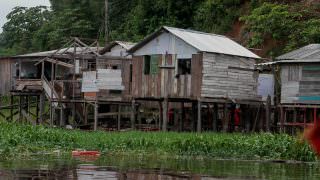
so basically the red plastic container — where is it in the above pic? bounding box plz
[72,150,101,157]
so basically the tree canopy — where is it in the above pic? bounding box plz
[0,0,320,58]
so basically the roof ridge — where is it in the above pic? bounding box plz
[163,26,228,38]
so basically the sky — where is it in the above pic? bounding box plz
[0,0,51,32]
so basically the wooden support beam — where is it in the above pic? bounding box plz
[222,103,229,132]
[94,102,98,131]
[117,105,121,131]
[36,95,39,124]
[131,100,136,129]
[10,95,13,122]
[265,95,271,132]
[137,105,141,130]
[39,93,45,125]
[159,101,163,130]
[162,99,168,131]
[280,107,284,133]
[84,103,88,125]
[179,102,184,132]
[60,107,65,127]
[252,105,261,133]
[197,101,202,133]
[19,96,22,122]
[213,103,218,132]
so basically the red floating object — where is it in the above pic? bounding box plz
[304,125,320,156]
[72,150,101,157]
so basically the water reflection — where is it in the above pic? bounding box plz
[0,154,319,180]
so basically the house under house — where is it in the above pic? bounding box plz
[128,26,263,132]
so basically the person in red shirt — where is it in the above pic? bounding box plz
[234,104,241,131]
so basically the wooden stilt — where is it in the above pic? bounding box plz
[162,99,168,131]
[117,105,121,131]
[84,103,88,125]
[137,105,141,130]
[19,96,22,122]
[280,106,284,133]
[179,102,184,132]
[252,105,261,132]
[52,107,55,126]
[197,100,202,133]
[94,102,98,131]
[39,93,44,125]
[159,101,163,130]
[10,95,13,122]
[265,95,271,132]
[222,103,229,132]
[213,103,218,132]
[293,107,297,134]
[36,95,39,124]
[60,107,65,127]
[131,99,136,129]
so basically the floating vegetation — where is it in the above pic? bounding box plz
[0,122,316,161]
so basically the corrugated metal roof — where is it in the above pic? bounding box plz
[256,59,320,66]
[276,44,320,60]
[115,41,136,50]
[100,41,136,55]
[129,26,260,59]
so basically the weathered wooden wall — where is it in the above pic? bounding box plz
[201,53,259,100]
[132,54,202,99]
[0,59,14,95]
[96,58,132,100]
[281,63,320,104]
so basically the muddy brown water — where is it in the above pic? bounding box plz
[0,154,319,180]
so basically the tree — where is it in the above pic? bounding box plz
[0,6,52,55]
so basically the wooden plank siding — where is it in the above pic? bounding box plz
[281,63,320,104]
[132,54,203,99]
[201,53,259,100]
[96,58,132,100]
[0,59,14,95]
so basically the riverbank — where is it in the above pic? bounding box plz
[0,122,316,161]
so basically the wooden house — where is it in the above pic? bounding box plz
[90,41,136,101]
[258,44,320,132]
[128,26,261,131]
[0,57,15,95]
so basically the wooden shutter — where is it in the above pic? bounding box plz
[150,55,159,74]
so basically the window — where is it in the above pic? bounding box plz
[144,55,158,74]
[178,59,191,75]
[288,65,299,81]
[144,55,151,74]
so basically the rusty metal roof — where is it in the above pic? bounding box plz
[129,26,260,59]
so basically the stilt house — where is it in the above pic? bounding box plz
[90,41,136,101]
[258,44,320,131]
[128,26,261,102]
[128,26,261,131]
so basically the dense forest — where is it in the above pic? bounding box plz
[0,0,319,58]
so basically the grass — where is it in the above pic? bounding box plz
[0,122,316,161]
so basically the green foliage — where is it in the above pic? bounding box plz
[0,6,52,55]
[242,2,320,56]
[1,0,320,57]
[193,0,241,33]
[0,122,315,161]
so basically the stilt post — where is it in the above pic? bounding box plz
[197,100,202,133]
[162,99,168,131]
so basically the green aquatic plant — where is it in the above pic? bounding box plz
[0,122,316,161]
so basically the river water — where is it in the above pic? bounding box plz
[0,154,319,180]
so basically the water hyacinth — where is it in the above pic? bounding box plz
[0,122,316,161]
